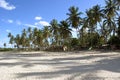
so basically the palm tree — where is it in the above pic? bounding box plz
[78,17,88,47]
[36,29,43,50]
[92,5,104,27]
[32,28,44,50]
[43,26,50,47]
[59,20,72,45]
[33,28,38,48]
[103,0,117,36]
[27,27,33,49]
[50,19,60,46]
[84,4,104,48]
[66,6,82,37]
[104,0,117,19]
[86,9,95,33]
[21,29,27,49]
[85,8,98,48]
[28,27,33,41]
[14,34,21,49]
[103,18,116,36]
[86,5,104,32]
[8,32,14,47]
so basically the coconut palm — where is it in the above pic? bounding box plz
[104,0,117,18]
[86,9,95,33]
[8,32,15,48]
[33,28,39,48]
[27,27,33,49]
[43,26,50,47]
[103,0,118,36]
[28,27,33,41]
[85,5,103,47]
[36,29,43,50]
[32,28,44,50]
[21,29,27,49]
[59,20,72,45]
[50,19,60,46]
[92,5,104,27]
[14,34,21,49]
[78,17,88,47]
[66,6,82,37]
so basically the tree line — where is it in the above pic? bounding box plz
[8,0,120,51]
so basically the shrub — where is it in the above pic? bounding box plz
[107,36,120,49]
[0,48,13,52]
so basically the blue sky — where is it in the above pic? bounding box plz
[0,0,105,47]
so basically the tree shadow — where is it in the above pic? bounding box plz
[16,56,120,79]
[0,52,120,80]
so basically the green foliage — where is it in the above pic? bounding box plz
[0,48,13,52]
[117,16,120,38]
[70,38,80,47]
[118,26,120,38]
[107,36,120,45]
[89,33,100,47]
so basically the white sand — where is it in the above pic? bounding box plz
[0,51,120,80]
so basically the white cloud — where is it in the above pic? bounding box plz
[7,19,13,23]
[16,20,22,25]
[0,0,16,10]
[24,24,38,28]
[35,21,50,26]
[6,29,11,33]
[35,16,42,20]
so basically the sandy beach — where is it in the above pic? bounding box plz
[0,51,120,80]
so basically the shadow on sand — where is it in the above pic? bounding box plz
[0,51,120,80]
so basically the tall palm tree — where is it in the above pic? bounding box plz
[8,32,14,47]
[27,27,33,49]
[103,0,117,36]
[86,5,104,32]
[50,19,60,46]
[78,17,88,46]
[59,20,72,45]
[21,29,27,49]
[92,5,104,27]
[37,29,44,50]
[86,9,95,33]
[28,27,33,41]
[104,0,117,19]
[85,5,104,47]
[43,26,50,47]
[14,34,21,49]
[33,28,43,50]
[66,6,82,37]
[33,28,38,48]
